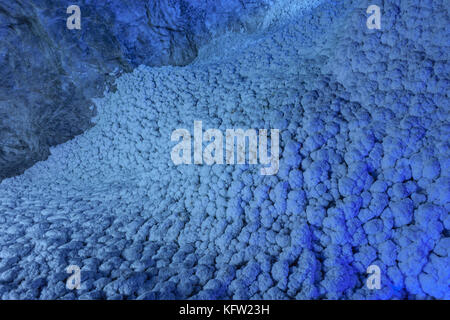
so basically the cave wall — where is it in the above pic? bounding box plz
[0,0,277,180]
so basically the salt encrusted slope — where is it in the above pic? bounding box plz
[0,0,285,180]
[0,0,448,299]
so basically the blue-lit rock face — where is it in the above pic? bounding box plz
[0,0,272,180]
[0,0,449,300]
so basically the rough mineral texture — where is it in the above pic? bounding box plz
[0,0,448,299]
[0,0,275,180]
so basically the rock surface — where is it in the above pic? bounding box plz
[0,0,448,300]
[0,0,278,180]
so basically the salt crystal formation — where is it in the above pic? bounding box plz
[0,0,448,299]
[0,0,271,179]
